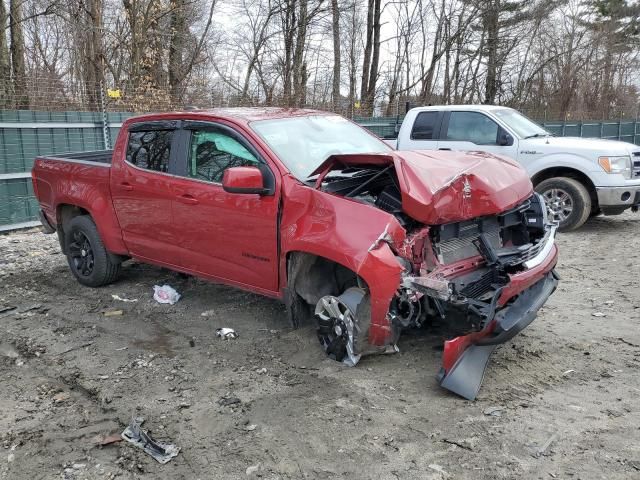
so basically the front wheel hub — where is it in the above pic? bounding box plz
[315,288,365,367]
[542,188,574,223]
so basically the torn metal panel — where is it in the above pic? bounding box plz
[121,417,180,464]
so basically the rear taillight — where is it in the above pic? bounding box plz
[31,173,39,199]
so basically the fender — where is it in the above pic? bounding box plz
[280,180,406,346]
[526,153,602,180]
[47,163,128,255]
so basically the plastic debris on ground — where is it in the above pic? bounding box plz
[153,285,181,305]
[216,327,238,339]
[112,294,138,302]
[121,417,180,464]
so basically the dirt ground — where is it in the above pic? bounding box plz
[1,214,639,480]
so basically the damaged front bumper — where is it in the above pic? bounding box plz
[399,216,559,400]
[437,269,559,400]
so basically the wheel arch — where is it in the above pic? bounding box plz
[55,204,92,254]
[285,251,366,307]
[531,167,598,209]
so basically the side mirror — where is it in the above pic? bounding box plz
[222,166,267,195]
[499,132,514,146]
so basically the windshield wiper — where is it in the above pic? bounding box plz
[524,133,551,139]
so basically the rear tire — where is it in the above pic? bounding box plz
[65,215,121,287]
[535,177,591,232]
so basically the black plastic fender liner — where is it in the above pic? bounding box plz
[39,209,56,234]
[437,270,559,400]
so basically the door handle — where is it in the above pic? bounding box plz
[438,148,451,151]
[176,194,199,205]
[120,182,133,191]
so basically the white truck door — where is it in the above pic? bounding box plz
[397,110,443,151]
[437,111,519,160]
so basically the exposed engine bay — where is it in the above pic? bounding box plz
[319,164,551,332]
[313,161,558,399]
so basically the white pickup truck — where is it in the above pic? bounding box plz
[389,105,640,230]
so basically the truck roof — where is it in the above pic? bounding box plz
[409,104,512,113]
[125,107,330,125]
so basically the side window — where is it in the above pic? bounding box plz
[126,130,173,172]
[411,111,439,140]
[445,112,499,145]
[189,130,260,183]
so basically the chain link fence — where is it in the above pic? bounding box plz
[1,78,639,230]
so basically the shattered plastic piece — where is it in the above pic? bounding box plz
[96,433,123,446]
[121,417,180,464]
[153,285,181,305]
[483,406,504,417]
[246,464,260,476]
[428,464,449,477]
[592,312,606,317]
[216,328,238,339]
[111,294,138,302]
[218,396,241,406]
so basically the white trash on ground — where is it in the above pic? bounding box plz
[112,294,138,303]
[216,328,238,339]
[153,285,181,305]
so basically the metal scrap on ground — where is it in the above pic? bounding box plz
[121,417,180,464]
[216,327,238,339]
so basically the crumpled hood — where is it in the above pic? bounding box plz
[312,150,533,224]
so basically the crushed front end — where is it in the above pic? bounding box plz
[309,151,559,399]
[392,193,559,400]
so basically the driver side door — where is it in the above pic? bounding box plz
[170,121,280,294]
[437,111,519,160]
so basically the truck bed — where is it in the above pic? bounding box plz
[43,150,113,165]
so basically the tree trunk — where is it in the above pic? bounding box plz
[292,0,308,106]
[169,0,187,99]
[347,1,356,117]
[9,0,28,109]
[0,0,10,108]
[330,0,340,109]
[282,0,296,106]
[483,0,499,104]
[360,0,374,106]
[363,0,381,113]
[85,0,104,109]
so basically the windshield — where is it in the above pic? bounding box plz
[250,115,392,180]
[493,109,551,139]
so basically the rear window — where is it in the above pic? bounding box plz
[126,130,174,173]
[411,111,439,140]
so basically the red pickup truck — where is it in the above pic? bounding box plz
[32,108,559,400]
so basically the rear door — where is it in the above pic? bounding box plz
[110,121,182,266]
[437,110,518,159]
[169,121,280,293]
[400,110,442,150]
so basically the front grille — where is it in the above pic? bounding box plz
[437,228,501,264]
[632,151,640,179]
[500,226,554,267]
[459,268,505,298]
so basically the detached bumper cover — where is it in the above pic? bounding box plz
[437,269,559,400]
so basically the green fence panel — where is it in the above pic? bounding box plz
[2,110,639,230]
[0,178,37,227]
